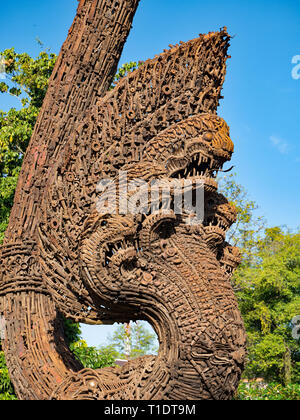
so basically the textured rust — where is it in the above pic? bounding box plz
[0,0,247,400]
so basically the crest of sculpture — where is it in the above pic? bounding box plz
[0,0,247,400]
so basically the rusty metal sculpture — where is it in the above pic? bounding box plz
[0,0,247,400]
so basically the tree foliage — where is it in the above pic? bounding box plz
[0,346,17,400]
[71,341,119,370]
[108,322,158,360]
[235,228,300,384]
[236,382,300,400]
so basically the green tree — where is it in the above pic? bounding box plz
[235,228,300,384]
[70,341,119,370]
[236,382,300,400]
[108,322,158,360]
[0,345,17,400]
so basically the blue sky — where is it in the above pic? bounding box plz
[1,0,299,346]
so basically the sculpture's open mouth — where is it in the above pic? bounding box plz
[220,247,241,275]
[171,153,215,179]
[168,150,227,190]
[203,215,229,233]
[201,192,238,241]
[104,237,138,266]
[202,215,230,243]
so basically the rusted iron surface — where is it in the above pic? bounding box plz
[0,0,247,400]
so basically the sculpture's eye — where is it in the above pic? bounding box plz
[203,132,214,142]
[101,220,108,227]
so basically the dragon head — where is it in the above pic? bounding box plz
[37,29,247,399]
[144,113,234,189]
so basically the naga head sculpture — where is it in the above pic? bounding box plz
[37,28,247,400]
